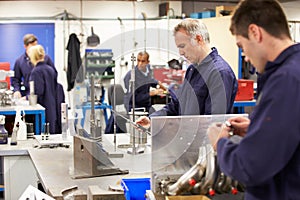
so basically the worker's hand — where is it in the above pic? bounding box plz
[158,81,167,91]
[228,116,250,137]
[156,88,164,95]
[21,96,27,100]
[135,116,151,129]
[13,91,22,99]
[207,122,232,151]
[150,88,164,96]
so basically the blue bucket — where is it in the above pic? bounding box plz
[121,178,151,200]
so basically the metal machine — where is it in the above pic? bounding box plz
[0,70,14,106]
[73,75,129,178]
[150,115,247,199]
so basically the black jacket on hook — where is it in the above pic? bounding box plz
[66,33,83,91]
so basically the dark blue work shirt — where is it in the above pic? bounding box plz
[123,65,158,113]
[12,52,56,96]
[151,47,237,116]
[29,61,62,134]
[217,43,300,200]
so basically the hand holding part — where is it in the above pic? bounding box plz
[158,81,167,91]
[207,122,233,151]
[135,116,151,129]
[227,117,250,137]
[130,121,151,136]
[225,121,234,137]
[110,109,151,135]
[13,91,22,99]
[150,88,164,96]
[156,88,165,95]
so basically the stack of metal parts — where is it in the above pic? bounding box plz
[157,145,245,197]
[0,89,13,106]
[150,115,247,200]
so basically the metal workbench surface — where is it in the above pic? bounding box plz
[28,134,151,199]
[0,138,38,156]
[0,103,45,112]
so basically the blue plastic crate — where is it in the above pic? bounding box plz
[201,11,216,18]
[190,12,201,19]
[121,178,151,200]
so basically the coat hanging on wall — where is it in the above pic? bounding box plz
[66,33,83,91]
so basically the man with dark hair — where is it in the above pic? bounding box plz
[12,33,56,98]
[208,0,300,199]
[123,51,166,113]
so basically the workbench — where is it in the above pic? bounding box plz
[0,133,243,200]
[0,138,39,200]
[0,104,46,135]
[28,134,150,199]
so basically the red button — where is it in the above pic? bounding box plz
[209,188,215,196]
[231,187,238,195]
[188,178,196,186]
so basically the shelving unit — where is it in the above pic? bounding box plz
[85,49,115,80]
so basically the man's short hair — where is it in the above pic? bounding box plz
[23,34,38,46]
[138,51,149,61]
[230,0,291,40]
[173,18,210,44]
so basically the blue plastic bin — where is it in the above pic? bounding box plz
[201,11,216,18]
[190,12,202,19]
[121,178,151,200]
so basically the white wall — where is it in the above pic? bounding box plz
[0,1,182,108]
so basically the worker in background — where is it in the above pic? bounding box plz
[207,0,300,199]
[28,45,64,134]
[12,33,57,98]
[136,18,237,127]
[123,51,167,113]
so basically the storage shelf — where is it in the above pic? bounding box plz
[86,55,113,59]
[85,49,115,80]
[86,63,115,68]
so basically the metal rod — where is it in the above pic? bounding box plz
[110,109,151,136]
[113,67,117,151]
[130,53,136,154]
[90,75,96,138]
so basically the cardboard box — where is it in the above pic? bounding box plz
[216,5,236,17]
[235,79,254,101]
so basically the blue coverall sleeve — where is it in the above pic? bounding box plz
[123,72,130,92]
[217,73,300,186]
[206,68,236,114]
[123,72,131,112]
[11,60,22,92]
